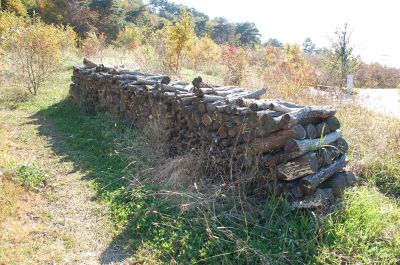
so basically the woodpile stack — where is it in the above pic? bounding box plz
[70,58,356,209]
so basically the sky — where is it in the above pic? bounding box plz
[169,0,400,68]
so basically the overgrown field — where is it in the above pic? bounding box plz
[0,63,400,264]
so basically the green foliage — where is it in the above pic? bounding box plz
[16,163,45,189]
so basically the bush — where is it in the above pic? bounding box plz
[0,12,77,95]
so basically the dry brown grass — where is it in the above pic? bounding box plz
[0,176,27,224]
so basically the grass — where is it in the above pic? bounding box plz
[0,59,399,263]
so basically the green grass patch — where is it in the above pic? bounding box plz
[317,186,400,263]
[15,163,45,190]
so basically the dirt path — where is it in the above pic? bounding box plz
[0,109,130,264]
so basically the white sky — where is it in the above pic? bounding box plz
[169,0,400,68]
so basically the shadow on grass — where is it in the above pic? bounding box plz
[32,98,325,264]
[32,99,214,264]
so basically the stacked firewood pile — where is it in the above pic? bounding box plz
[70,59,356,209]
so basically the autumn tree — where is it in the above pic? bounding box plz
[37,0,95,38]
[0,0,26,16]
[189,35,221,70]
[165,10,195,72]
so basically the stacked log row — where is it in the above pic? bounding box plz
[69,59,356,209]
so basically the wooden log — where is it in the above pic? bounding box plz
[249,100,273,111]
[305,124,317,139]
[202,95,225,102]
[83,58,98,68]
[236,98,260,108]
[318,147,332,167]
[270,102,302,113]
[277,152,319,181]
[214,88,246,96]
[262,150,306,166]
[315,122,330,137]
[319,171,356,196]
[284,106,336,128]
[232,128,296,154]
[300,155,347,195]
[326,116,340,131]
[290,188,334,210]
[284,130,342,153]
[291,124,306,140]
[335,138,349,154]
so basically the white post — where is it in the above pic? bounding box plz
[346,75,353,94]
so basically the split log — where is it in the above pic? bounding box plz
[284,130,342,153]
[300,155,347,195]
[277,152,319,181]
